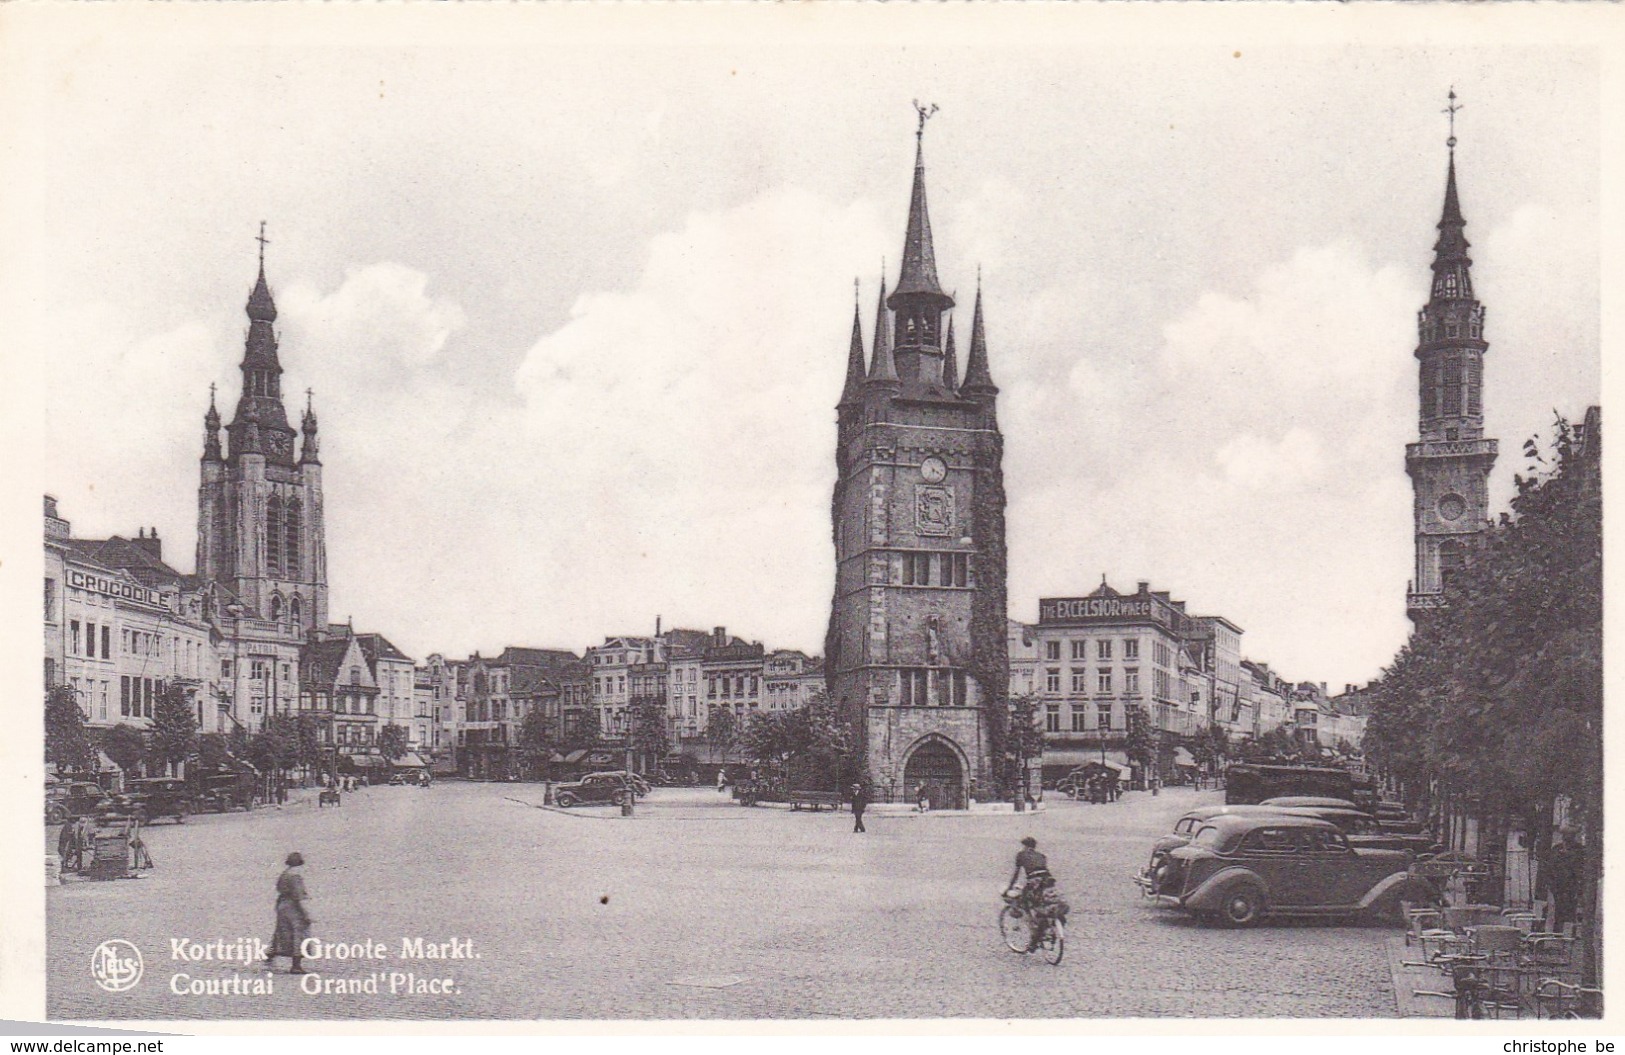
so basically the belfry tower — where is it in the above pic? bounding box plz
[825,108,1009,806]
[1405,92,1498,618]
[197,227,329,635]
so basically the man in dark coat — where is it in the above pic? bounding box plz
[266,852,312,974]
[850,783,867,833]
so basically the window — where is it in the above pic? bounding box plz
[1097,703,1113,730]
[270,594,283,621]
[1240,827,1298,854]
[1123,638,1139,661]
[120,676,131,717]
[1045,704,1061,733]
[98,681,109,721]
[1097,640,1112,661]
[1070,640,1087,661]
[1098,670,1113,694]
[1070,707,1088,733]
[1125,668,1140,694]
[350,666,362,686]
[267,496,284,576]
[71,620,81,656]
[1070,669,1087,694]
[902,552,932,586]
[940,553,969,587]
[1045,668,1061,694]
[899,669,929,706]
[222,659,233,680]
[101,625,110,659]
[1044,641,1061,662]
[284,500,302,579]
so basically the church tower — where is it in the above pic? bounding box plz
[197,229,329,635]
[1405,93,1498,618]
[826,109,1009,806]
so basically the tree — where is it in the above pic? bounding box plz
[741,711,794,771]
[149,683,199,777]
[294,714,324,775]
[565,707,602,752]
[1124,705,1155,781]
[1189,724,1232,776]
[250,715,299,777]
[517,706,557,779]
[706,703,738,758]
[196,733,233,773]
[377,723,410,762]
[44,685,95,775]
[1006,692,1045,799]
[103,723,148,778]
[628,697,670,773]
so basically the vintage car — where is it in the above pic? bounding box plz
[1259,795,1365,812]
[551,774,635,808]
[1135,804,1306,895]
[45,781,118,824]
[1147,814,1414,927]
[122,777,193,823]
[1285,806,1438,854]
[580,771,651,797]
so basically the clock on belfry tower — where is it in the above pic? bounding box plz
[920,456,947,482]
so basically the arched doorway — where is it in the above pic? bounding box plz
[903,737,965,810]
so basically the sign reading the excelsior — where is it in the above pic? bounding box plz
[67,568,166,610]
[1039,596,1159,625]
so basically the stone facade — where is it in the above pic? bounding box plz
[1406,145,1497,617]
[826,127,1007,806]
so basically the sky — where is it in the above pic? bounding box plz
[8,9,1603,691]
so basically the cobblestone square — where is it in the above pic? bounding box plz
[48,783,1400,1020]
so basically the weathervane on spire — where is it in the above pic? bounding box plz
[306,387,314,414]
[1443,87,1462,151]
[912,100,939,141]
[208,382,217,407]
[256,221,270,267]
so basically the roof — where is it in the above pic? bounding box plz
[888,138,951,306]
[64,536,186,589]
[499,646,582,668]
[356,632,413,667]
[301,634,373,690]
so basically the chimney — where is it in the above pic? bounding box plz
[131,528,162,560]
[656,615,662,637]
[713,626,727,645]
[1137,580,1149,593]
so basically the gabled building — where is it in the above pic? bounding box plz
[298,627,380,775]
[355,632,416,749]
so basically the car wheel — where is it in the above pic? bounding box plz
[555,792,577,808]
[46,803,68,825]
[1368,891,1406,927]
[1219,886,1265,927]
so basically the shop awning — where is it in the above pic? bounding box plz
[346,753,387,768]
[393,752,428,768]
[1042,748,1132,770]
[1174,747,1198,768]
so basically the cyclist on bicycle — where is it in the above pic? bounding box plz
[1007,836,1057,952]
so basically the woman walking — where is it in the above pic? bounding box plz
[266,852,312,974]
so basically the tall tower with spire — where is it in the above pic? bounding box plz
[197,227,329,642]
[1405,92,1498,618]
[825,108,1009,804]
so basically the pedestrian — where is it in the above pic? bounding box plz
[850,782,867,833]
[716,768,727,793]
[1546,829,1582,934]
[128,817,154,871]
[266,852,312,975]
[56,815,82,873]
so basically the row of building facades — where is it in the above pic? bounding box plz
[46,492,1360,783]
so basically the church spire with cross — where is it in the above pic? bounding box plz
[1405,88,1498,619]
[229,223,295,465]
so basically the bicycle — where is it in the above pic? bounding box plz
[1533,978,1603,1019]
[1000,890,1065,965]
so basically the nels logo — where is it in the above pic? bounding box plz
[90,940,143,992]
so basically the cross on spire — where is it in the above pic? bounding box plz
[208,382,216,406]
[306,387,314,413]
[912,99,938,141]
[256,221,270,266]
[1443,87,1462,150]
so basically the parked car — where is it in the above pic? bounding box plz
[1259,795,1364,813]
[45,781,117,824]
[551,774,634,808]
[1280,806,1438,855]
[1135,804,1304,896]
[122,777,193,823]
[580,771,650,797]
[1146,814,1415,927]
[1224,763,1355,805]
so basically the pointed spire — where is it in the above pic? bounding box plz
[839,281,867,407]
[889,106,952,308]
[1429,93,1474,302]
[203,384,222,461]
[300,389,321,465]
[942,315,959,390]
[867,273,899,386]
[248,224,277,323]
[960,276,997,395]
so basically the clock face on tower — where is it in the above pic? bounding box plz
[266,430,293,459]
[1438,493,1466,522]
[920,456,947,483]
